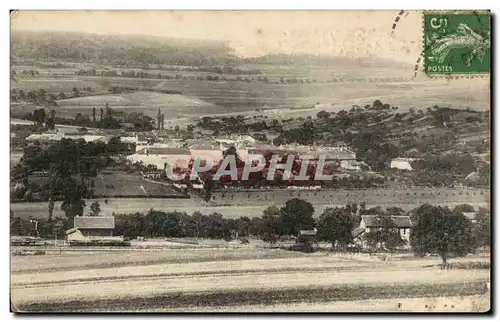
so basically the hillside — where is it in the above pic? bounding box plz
[11,30,237,66]
[11,30,411,71]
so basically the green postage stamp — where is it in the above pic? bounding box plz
[423,11,491,76]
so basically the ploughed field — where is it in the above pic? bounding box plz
[10,244,490,312]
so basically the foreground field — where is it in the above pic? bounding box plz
[11,246,490,312]
[160,295,490,312]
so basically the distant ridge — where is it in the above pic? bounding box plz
[11,30,411,69]
[244,53,412,69]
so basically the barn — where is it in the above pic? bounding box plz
[66,216,115,240]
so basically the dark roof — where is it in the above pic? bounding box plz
[74,216,115,229]
[362,215,412,228]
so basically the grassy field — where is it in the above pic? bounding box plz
[10,246,490,312]
[209,188,490,209]
[10,196,490,220]
[91,171,185,198]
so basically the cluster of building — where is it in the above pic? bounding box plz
[126,134,362,173]
[26,132,112,144]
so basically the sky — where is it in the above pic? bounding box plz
[11,10,423,63]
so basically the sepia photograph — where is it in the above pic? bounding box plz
[9,10,491,313]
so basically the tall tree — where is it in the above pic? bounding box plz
[317,207,354,252]
[473,210,490,250]
[411,204,476,267]
[261,206,282,244]
[279,198,315,236]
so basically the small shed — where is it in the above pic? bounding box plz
[294,228,318,253]
[65,227,85,241]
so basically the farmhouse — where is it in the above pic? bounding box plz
[66,216,115,241]
[355,215,412,249]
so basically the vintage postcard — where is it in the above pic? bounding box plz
[9,10,491,313]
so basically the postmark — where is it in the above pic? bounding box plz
[423,11,491,77]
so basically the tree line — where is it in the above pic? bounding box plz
[76,68,271,83]
[10,200,490,265]
[10,87,93,106]
[77,65,262,77]
[21,103,154,131]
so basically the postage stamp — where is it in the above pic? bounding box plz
[423,11,491,76]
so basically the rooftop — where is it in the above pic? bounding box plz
[299,229,317,236]
[74,216,115,229]
[362,215,412,228]
[136,147,191,155]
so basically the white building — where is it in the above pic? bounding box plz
[127,147,191,171]
[26,133,109,143]
[390,158,414,171]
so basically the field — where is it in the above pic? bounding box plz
[11,68,490,120]
[91,171,185,198]
[10,244,490,312]
[10,185,490,220]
